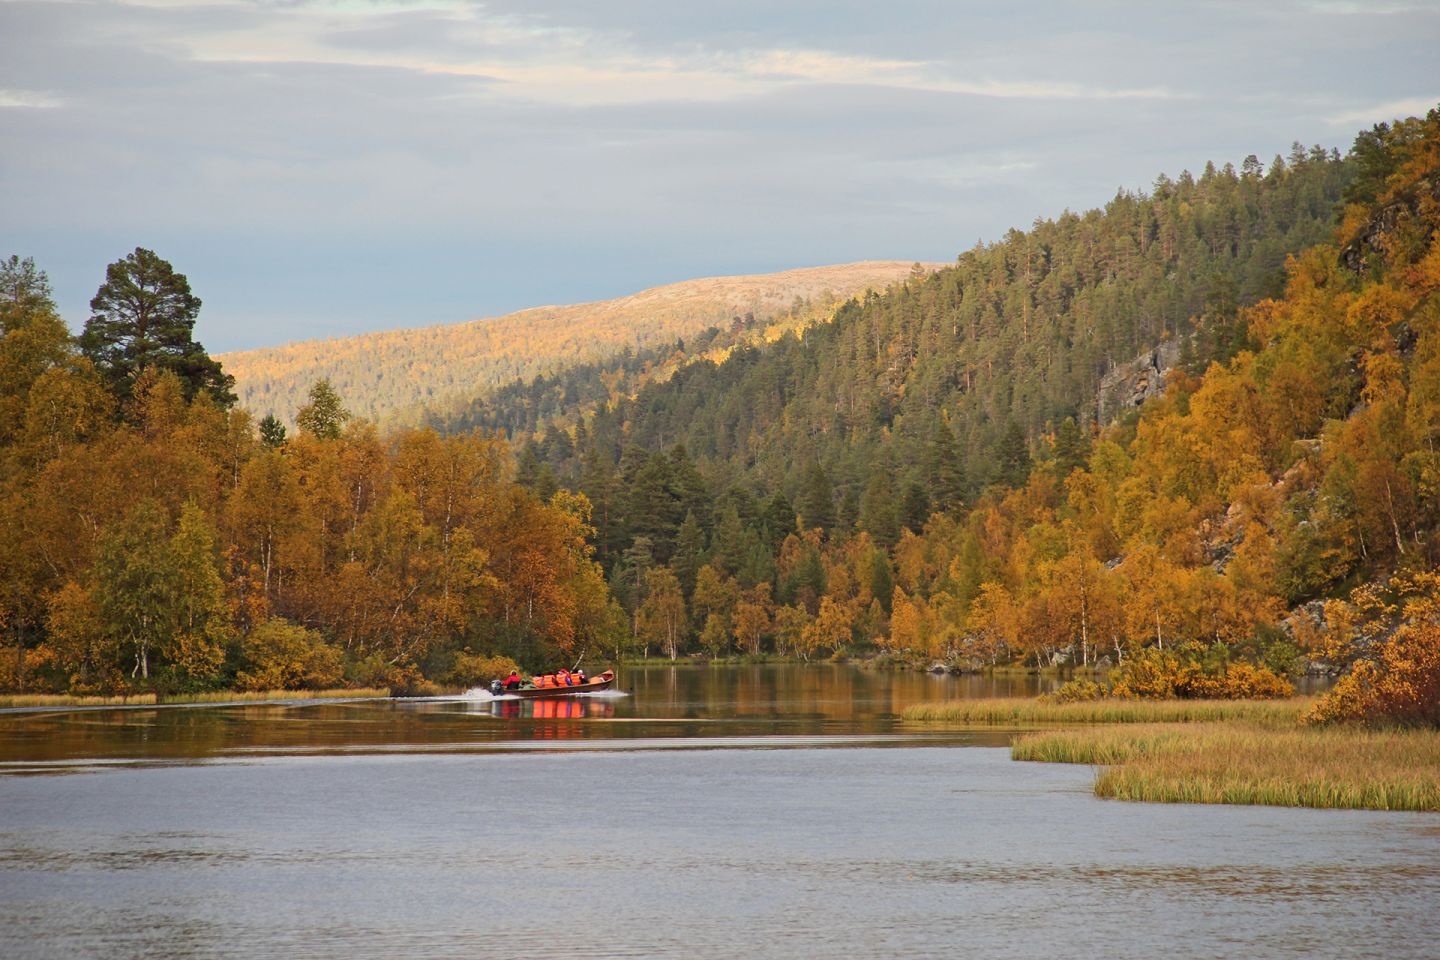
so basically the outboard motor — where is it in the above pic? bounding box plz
[489,679,503,696]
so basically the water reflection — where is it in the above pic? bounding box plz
[484,696,615,721]
[0,664,1046,767]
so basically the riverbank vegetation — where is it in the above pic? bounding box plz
[901,696,1308,726]
[1012,723,1440,812]
[4,111,1439,714]
[0,687,391,709]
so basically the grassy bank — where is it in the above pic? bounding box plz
[1012,723,1440,812]
[901,697,1309,726]
[0,688,391,709]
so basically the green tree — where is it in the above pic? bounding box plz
[670,510,706,597]
[797,460,834,532]
[995,421,1032,488]
[858,471,900,549]
[924,419,967,511]
[258,413,287,448]
[899,479,929,534]
[164,502,231,689]
[295,378,350,440]
[80,248,235,406]
[92,500,175,682]
[1051,417,1089,478]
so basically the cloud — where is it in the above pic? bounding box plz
[2,0,1437,350]
[0,88,63,108]
[1326,96,1439,128]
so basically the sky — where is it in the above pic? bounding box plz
[2,1,1438,353]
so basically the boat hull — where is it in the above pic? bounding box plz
[500,676,614,699]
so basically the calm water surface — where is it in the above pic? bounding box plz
[1,665,1435,959]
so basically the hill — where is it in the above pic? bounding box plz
[499,143,1354,541]
[220,261,940,427]
[491,112,1439,709]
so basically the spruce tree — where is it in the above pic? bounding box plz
[259,414,287,448]
[797,460,834,532]
[996,421,1032,488]
[924,419,967,510]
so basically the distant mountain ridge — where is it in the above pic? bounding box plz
[221,261,941,426]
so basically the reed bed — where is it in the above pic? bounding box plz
[158,688,391,704]
[902,697,1309,726]
[1014,724,1440,812]
[0,692,158,708]
[0,688,390,708]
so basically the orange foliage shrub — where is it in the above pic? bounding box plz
[1305,621,1440,727]
[1039,678,1107,704]
[1111,649,1294,700]
[448,653,522,688]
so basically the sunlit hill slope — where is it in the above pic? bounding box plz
[221,261,940,427]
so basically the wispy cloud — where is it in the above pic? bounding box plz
[0,88,63,108]
[1327,96,1439,127]
[3,0,1436,350]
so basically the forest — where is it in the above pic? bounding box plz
[3,112,1438,725]
[221,261,925,428]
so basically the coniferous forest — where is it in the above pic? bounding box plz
[4,112,1439,725]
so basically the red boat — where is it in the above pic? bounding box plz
[490,669,615,699]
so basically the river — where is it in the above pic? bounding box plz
[1,664,1435,959]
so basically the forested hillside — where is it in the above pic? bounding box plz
[4,113,1436,721]
[457,149,1348,457]
[507,143,1353,548]
[222,261,934,428]
[488,114,1439,720]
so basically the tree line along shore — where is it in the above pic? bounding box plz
[1,113,1438,783]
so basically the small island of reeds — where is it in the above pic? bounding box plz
[901,697,1440,812]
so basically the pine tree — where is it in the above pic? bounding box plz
[81,248,235,407]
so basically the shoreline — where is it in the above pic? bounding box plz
[903,696,1440,812]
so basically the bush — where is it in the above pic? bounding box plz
[1040,678,1109,704]
[448,652,522,688]
[1111,648,1294,700]
[1305,621,1440,727]
[236,619,344,691]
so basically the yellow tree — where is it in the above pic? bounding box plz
[732,583,772,655]
[887,585,924,656]
[637,567,687,660]
[967,581,1020,665]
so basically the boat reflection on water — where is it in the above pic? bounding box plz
[489,696,615,720]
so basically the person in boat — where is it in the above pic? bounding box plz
[573,668,587,685]
[502,670,522,690]
[556,668,573,686]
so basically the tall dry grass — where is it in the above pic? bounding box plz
[0,693,157,709]
[0,688,390,709]
[161,688,391,704]
[901,697,1309,726]
[1013,723,1440,812]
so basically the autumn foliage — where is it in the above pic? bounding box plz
[5,111,1440,707]
[0,257,622,693]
